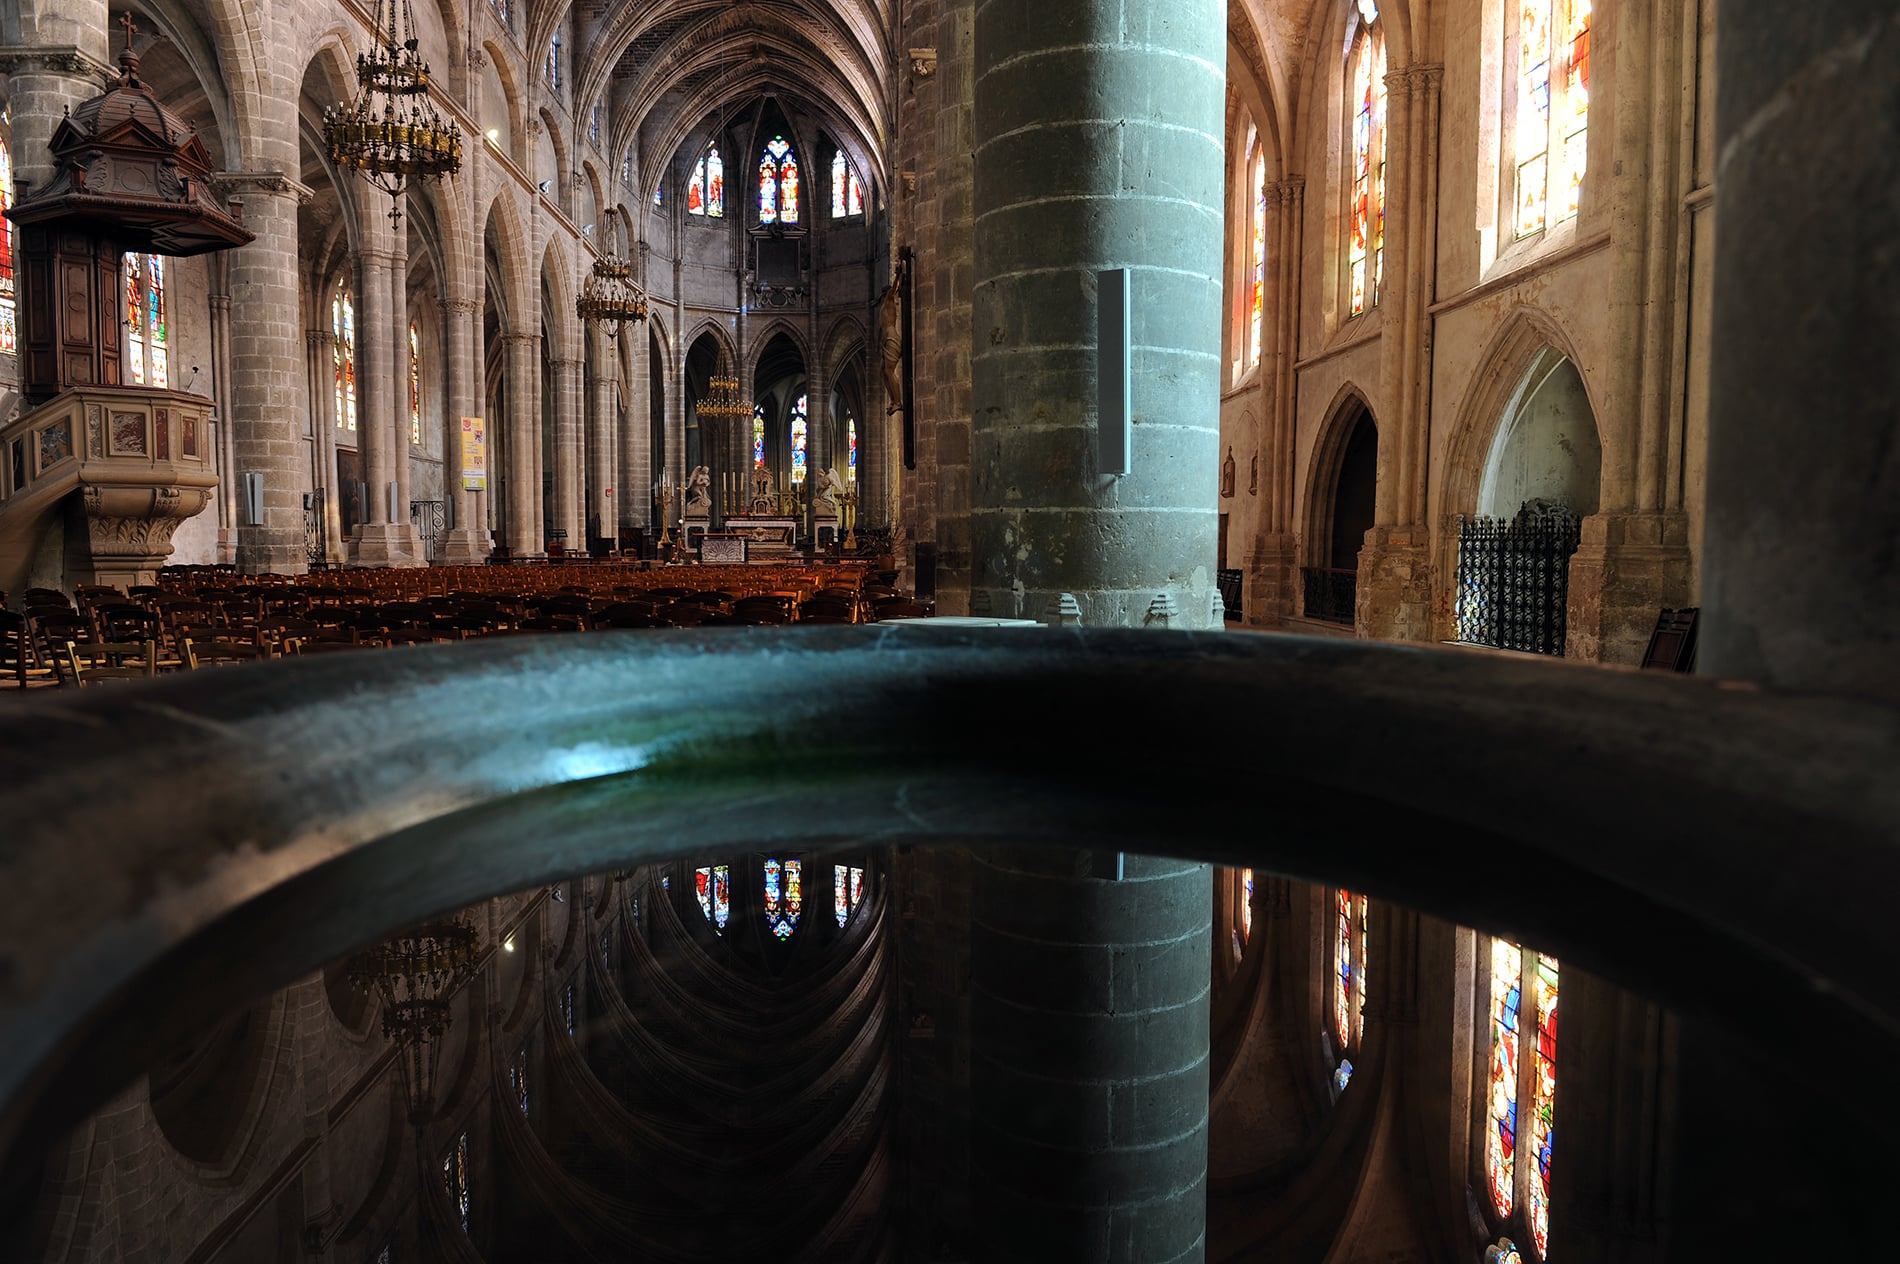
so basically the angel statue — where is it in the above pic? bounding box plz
[811,465,843,516]
[684,464,713,515]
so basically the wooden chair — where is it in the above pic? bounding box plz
[63,639,158,686]
[0,610,60,687]
[871,599,932,620]
[182,638,274,669]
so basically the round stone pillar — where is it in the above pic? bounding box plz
[969,0,1225,629]
[971,849,1211,1262]
[1700,1,1900,703]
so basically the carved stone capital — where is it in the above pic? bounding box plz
[901,170,917,196]
[307,329,336,349]
[1386,63,1445,97]
[441,298,481,316]
[212,170,314,206]
[909,47,938,79]
[467,48,488,70]
[0,45,114,79]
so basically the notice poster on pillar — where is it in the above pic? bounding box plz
[460,417,486,491]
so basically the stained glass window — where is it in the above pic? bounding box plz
[1561,1,1591,222]
[847,416,856,480]
[1513,0,1589,237]
[561,983,575,1035]
[0,142,16,353]
[831,150,864,218]
[688,145,724,217]
[1486,939,1524,1217]
[489,0,508,29]
[1333,889,1368,1053]
[1347,13,1387,317]
[834,863,867,927]
[695,865,713,922]
[752,403,766,469]
[764,857,803,940]
[148,257,167,388]
[758,135,800,225]
[125,255,145,385]
[443,1132,470,1233]
[546,33,561,93]
[408,322,421,445]
[599,927,611,967]
[1515,1,1553,236]
[654,183,663,207]
[1334,1059,1354,1092]
[333,292,357,431]
[790,395,807,484]
[1248,145,1266,368]
[589,104,600,145]
[123,255,169,388]
[1529,954,1559,1256]
[509,1048,529,1115]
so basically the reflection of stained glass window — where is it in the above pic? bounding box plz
[758,135,799,224]
[1529,954,1559,1256]
[833,863,867,927]
[1486,939,1524,1217]
[1334,889,1368,1053]
[688,145,724,217]
[409,322,421,444]
[561,983,575,1035]
[712,864,730,931]
[752,403,766,469]
[831,149,864,217]
[443,1132,470,1234]
[1249,145,1265,366]
[789,394,808,483]
[1240,869,1254,943]
[333,293,357,430]
[764,857,803,940]
[0,141,14,353]
[1347,14,1387,317]
[509,1048,529,1115]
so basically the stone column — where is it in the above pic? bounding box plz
[437,297,488,563]
[1246,177,1303,624]
[305,328,341,563]
[348,244,403,563]
[3,1,110,196]
[623,326,651,545]
[933,0,976,610]
[551,355,585,546]
[501,332,541,555]
[223,174,313,574]
[589,333,617,549]
[205,270,238,565]
[386,247,421,565]
[1702,2,1900,701]
[967,0,1221,1256]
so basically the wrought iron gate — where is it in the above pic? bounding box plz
[303,498,325,569]
[410,499,446,563]
[1455,500,1581,656]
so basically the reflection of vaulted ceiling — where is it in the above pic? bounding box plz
[561,0,893,189]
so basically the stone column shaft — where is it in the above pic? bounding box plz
[503,333,541,555]
[226,183,310,573]
[590,336,617,545]
[550,355,584,544]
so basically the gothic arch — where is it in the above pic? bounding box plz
[539,240,577,360]
[1303,382,1380,572]
[681,317,735,370]
[747,318,809,382]
[822,313,866,370]
[538,106,571,204]
[482,191,532,331]
[481,39,527,168]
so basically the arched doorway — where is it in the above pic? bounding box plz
[749,332,808,515]
[1457,350,1602,654]
[1303,400,1378,625]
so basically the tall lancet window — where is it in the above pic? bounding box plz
[1482,941,1560,1256]
[833,864,865,927]
[789,394,808,483]
[846,415,856,480]
[752,403,767,469]
[1515,0,1591,236]
[1248,139,1267,369]
[1332,889,1368,1089]
[1346,0,1387,317]
[831,150,864,217]
[758,135,800,224]
[687,145,724,217]
[589,104,600,145]
[0,141,15,353]
[545,32,561,93]
[333,292,357,431]
[443,1132,470,1234]
[694,864,731,932]
[408,321,421,444]
[123,255,170,388]
[763,857,803,940]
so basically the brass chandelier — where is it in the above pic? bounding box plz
[700,351,750,424]
[345,917,480,1126]
[576,256,650,340]
[322,0,463,224]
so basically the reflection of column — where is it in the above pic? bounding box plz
[502,332,541,555]
[438,297,487,563]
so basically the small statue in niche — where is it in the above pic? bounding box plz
[684,464,712,515]
[1249,449,1258,496]
[1220,446,1236,498]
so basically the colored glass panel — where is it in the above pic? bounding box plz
[758,135,799,224]
[1348,24,1387,316]
[695,865,714,922]
[510,1049,529,1115]
[546,33,561,92]
[712,864,730,930]
[561,983,575,1034]
[688,146,725,217]
[1249,148,1266,366]
[1561,0,1592,221]
[1240,869,1254,943]
[126,255,145,385]
[1335,1058,1354,1093]
[1486,939,1524,1217]
[148,257,168,388]
[752,404,766,468]
[831,150,864,217]
[834,865,849,927]
[790,395,808,483]
[1516,0,1554,236]
[333,294,357,431]
[1335,888,1353,1046]
[850,866,865,910]
[847,416,856,477]
[409,322,421,444]
[589,105,600,144]
[0,141,14,353]
[443,1132,470,1233]
[764,858,782,919]
[490,0,508,27]
[1529,954,1559,1256]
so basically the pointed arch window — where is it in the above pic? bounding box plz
[1483,941,1560,1257]
[489,0,509,30]
[1332,889,1369,1088]
[834,864,866,927]
[1513,0,1591,236]
[846,415,856,481]
[1248,140,1267,369]
[687,145,724,217]
[694,864,731,932]
[442,1132,470,1234]
[1346,2,1388,318]
[589,104,600,145]
[789,394,808,484]
[758,135,800,225]
[123,254,170,388]
[831,150,864,218]
[332,292,357,431]
[0,141,15,353]
[408,321,422,444]
[763,857,803,940]
[752,402,767,469]
[545,33,561,93]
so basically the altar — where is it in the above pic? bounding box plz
[707,517,800,557]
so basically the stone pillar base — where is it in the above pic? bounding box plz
[348,523,423,568]
[434,529,490,566]
[1355,525,1435,643]
[1565,511,1693,665]
[1243,532,1298,626]
[216,527,238,566]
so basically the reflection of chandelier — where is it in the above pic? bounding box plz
[576,256,649,341]
[701,352,749,424]
[321,0,463,224]
[346,918,479,1126]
